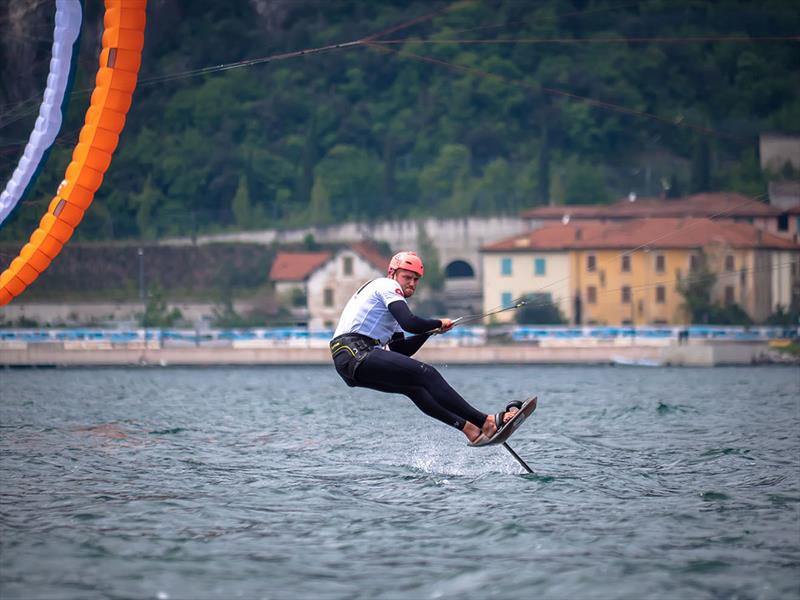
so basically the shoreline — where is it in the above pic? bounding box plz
[2,341,794,368]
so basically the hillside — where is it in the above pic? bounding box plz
[1,0,798,244]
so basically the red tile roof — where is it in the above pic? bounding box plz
[520,192,781,220]
[269,251,332,281]
[350,240,390,272]
[483,218,800,251]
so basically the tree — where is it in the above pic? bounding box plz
[563,160,611,205]
[706,303,753,325]
[690,138,712,193]
[416,223,445,291]
[763,305,799,327]
[231,174,252,228]
[131,176,164,239]
[141,284,183,327]
[676,253,717,323]
[418,144,472,214]
[313,145,382,221]
[309,179,333,225]
[4,0,798,243]
[472,158,513,214]
[516,294,566,324]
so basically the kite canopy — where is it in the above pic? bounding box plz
[0,0,147,305]
[0,0,82,226]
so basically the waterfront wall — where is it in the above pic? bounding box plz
[0,341,786,368]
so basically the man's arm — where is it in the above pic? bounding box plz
[387,301,448,357]
[387,300,441,334]
[387,331,429,357]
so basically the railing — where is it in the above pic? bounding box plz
[0,325,795,347]
[0,327,489,347]
[511,325,798,342]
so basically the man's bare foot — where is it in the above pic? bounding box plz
[481,414,498,439]
[504,407,520,423]
[481,407,520,439]
[462,421,484,443]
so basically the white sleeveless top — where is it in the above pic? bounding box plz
[333,277,406,345]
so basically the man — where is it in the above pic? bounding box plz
[330,250,517,444]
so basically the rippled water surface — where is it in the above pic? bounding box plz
[1,365,798,599]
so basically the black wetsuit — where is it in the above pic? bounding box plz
[331,300,487,431]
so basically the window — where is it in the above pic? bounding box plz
[501,257,512,276]
[725,255,735,272]
[501,292,513,307]
[689,254,699,272]
[586,286,597,304]
[323,288,334,307]
[534,257,546,276]
[586,255,596,272]
[621,255,631,272]
[725,286,735,306]
[778,214,788,231]
[655,255,665,273]
[343,256,353,275]
[621,286,631,303]
[655,286,665,304]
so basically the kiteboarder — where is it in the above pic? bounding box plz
[330,250,518,443]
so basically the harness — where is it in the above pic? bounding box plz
[329,332,381,359]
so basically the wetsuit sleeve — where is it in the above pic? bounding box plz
[387,331,430,357]
[388,300,442,334]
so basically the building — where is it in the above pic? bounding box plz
[179,216,528,315]
[269,242,389,329]
[482,218,800,326]
[520,192,799,239]
[481,229,573,324]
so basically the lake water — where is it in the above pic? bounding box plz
[1,365,798,599]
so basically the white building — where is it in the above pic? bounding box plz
[269,242,388,329]
[481,242,572,324]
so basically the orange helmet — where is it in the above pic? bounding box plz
[388,251,424,277]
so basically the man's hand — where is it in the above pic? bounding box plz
[438,318,454,332]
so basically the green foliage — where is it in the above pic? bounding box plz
[415,223,444,291]
[676,254,717,323]
[764,305,800,327]
[418,144,472,215]
[516,294,566,325]
[1,0,797,241]
[676,254,753,325]
[210,298,247,328]
[706,303,753,325]
[231,174,253,229]
[141,284,183,327]
[563,160,613,205]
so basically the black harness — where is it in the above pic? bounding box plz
[329,333,382,384]
[330,332,381,358]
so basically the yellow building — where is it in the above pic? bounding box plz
[483,218,800,326]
